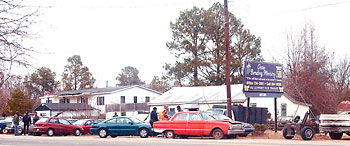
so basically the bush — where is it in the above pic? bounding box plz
[253,124,267,135]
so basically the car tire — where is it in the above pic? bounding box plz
[165,130,175,138]
[283,127,295,139]
[139,128,149,138]
[110,135,117,138]
[18,127,23,135]
[74,129,81,136]
[47,128,54,136]
[211,129,224,139]
[98,128,108,138]
[300,126,314,140]
[2,128,8,134]
[329,132,343,140]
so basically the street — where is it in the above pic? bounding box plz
[0,135,349,146]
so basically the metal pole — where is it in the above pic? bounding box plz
[274,97,277,133]
[224,0,232,119]
[246,97,250,123]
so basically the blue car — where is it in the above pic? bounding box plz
[90,116,152,138]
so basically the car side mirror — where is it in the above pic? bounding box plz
[129,122,133,125]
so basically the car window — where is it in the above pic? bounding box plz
[189,113,201,121]
[86,120,93,125]
[117,117,132,124]
[105,118,117,124]
[36,118,48,123]
[173,113,187,121]
[59,119,71,125]
[48,118,59,123]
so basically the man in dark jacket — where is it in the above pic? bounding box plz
[150,107,158,128]
[33,112,40,124]
[22,112,31,136]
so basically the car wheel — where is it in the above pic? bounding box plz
[2,128,8,134]
[283,127,295,139]
[300,127,314,140]
[74,129,81,136]
[165,131,175,138]
[110,135,117,138]
[329,132,343,140]
[211,129,224,139]
[139,128,149,138]
[98,128,108,138]
[47,128,54,136]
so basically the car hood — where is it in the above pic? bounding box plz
[217,120,243,124]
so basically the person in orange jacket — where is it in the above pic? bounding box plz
[159,105,170,121]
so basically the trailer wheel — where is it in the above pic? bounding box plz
[329,132,343,140]
[282,127,295,139]
[300,127,314,140]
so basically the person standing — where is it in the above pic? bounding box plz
[176,105,183,112]
[33,112,40,124]
[23,112,31,136]
[159,105,169,121]
[150,107,158,127]
[13,111,20,136]
[113,112,118,117]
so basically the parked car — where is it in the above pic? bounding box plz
[33,117,83,136]
[90,116,152,138]
[0,116,14,133]
[73,119,103,134]
[1,116,34,135]
[153,111,250,139]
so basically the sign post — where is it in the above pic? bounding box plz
[243,61,284,133]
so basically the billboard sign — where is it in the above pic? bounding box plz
[243,61,283,97]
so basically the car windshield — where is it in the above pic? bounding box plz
[130,117,143,124]
[214,114,233,121]
[73,120,87,125]
[199,112,217,120]
[36,118,48,123]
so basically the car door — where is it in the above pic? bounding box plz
[171,113,188,135]
[104,118,118,135]
[83,120,93,134]
[186,113,204,136]
[115,117,138,135]
[47,118,61,133]
[58,119,73,134]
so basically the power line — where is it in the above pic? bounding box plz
[300,0,350,11]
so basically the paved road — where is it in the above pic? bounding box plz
[0,135,349,146]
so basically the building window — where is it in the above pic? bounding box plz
[121,112,126,116]
[145,96,150,102]
[46,99,52,103]
[133,96,137,103]
[77,98,80,103]
[250,103,257,107]
[281,103,287,117]
[59,97,66,103]
[97,96,104,105]
[82,97,88,104]
[121,96,125,104]
[66,99,70,103]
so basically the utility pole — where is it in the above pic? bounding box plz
[224,0,232,119]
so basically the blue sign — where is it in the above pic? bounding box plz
[243,61,283,94]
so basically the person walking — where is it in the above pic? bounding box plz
[159,105,169,121]
[176,105,183,112]
[23,112,31,136]
[150,107,158,127]
[33,112,40,124]
[13,111,20,136]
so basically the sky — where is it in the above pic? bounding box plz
[22,0,350,88]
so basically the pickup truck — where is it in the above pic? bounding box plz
[319,111,350,139]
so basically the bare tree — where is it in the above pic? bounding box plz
[0,0,38,89]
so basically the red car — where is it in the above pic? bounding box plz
[73,119,103,134]
[33,117,83,136]
[153,111,249,139]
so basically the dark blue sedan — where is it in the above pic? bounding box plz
[90,116,152,138]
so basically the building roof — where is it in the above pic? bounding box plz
[148,84,312,107]
[40,85,161,98]
[148,84,247,105]
[337,101,350,111]
[34,103,95,111]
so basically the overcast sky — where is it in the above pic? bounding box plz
[24,0,350,88]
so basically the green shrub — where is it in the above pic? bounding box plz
[253,124,267,135]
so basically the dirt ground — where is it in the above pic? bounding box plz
[242,130,350,140]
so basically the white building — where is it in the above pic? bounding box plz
[36,85,161,118]
[149,84,311,121]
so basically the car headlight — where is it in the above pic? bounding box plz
[242,123,253,128]
[230,124,243,130]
